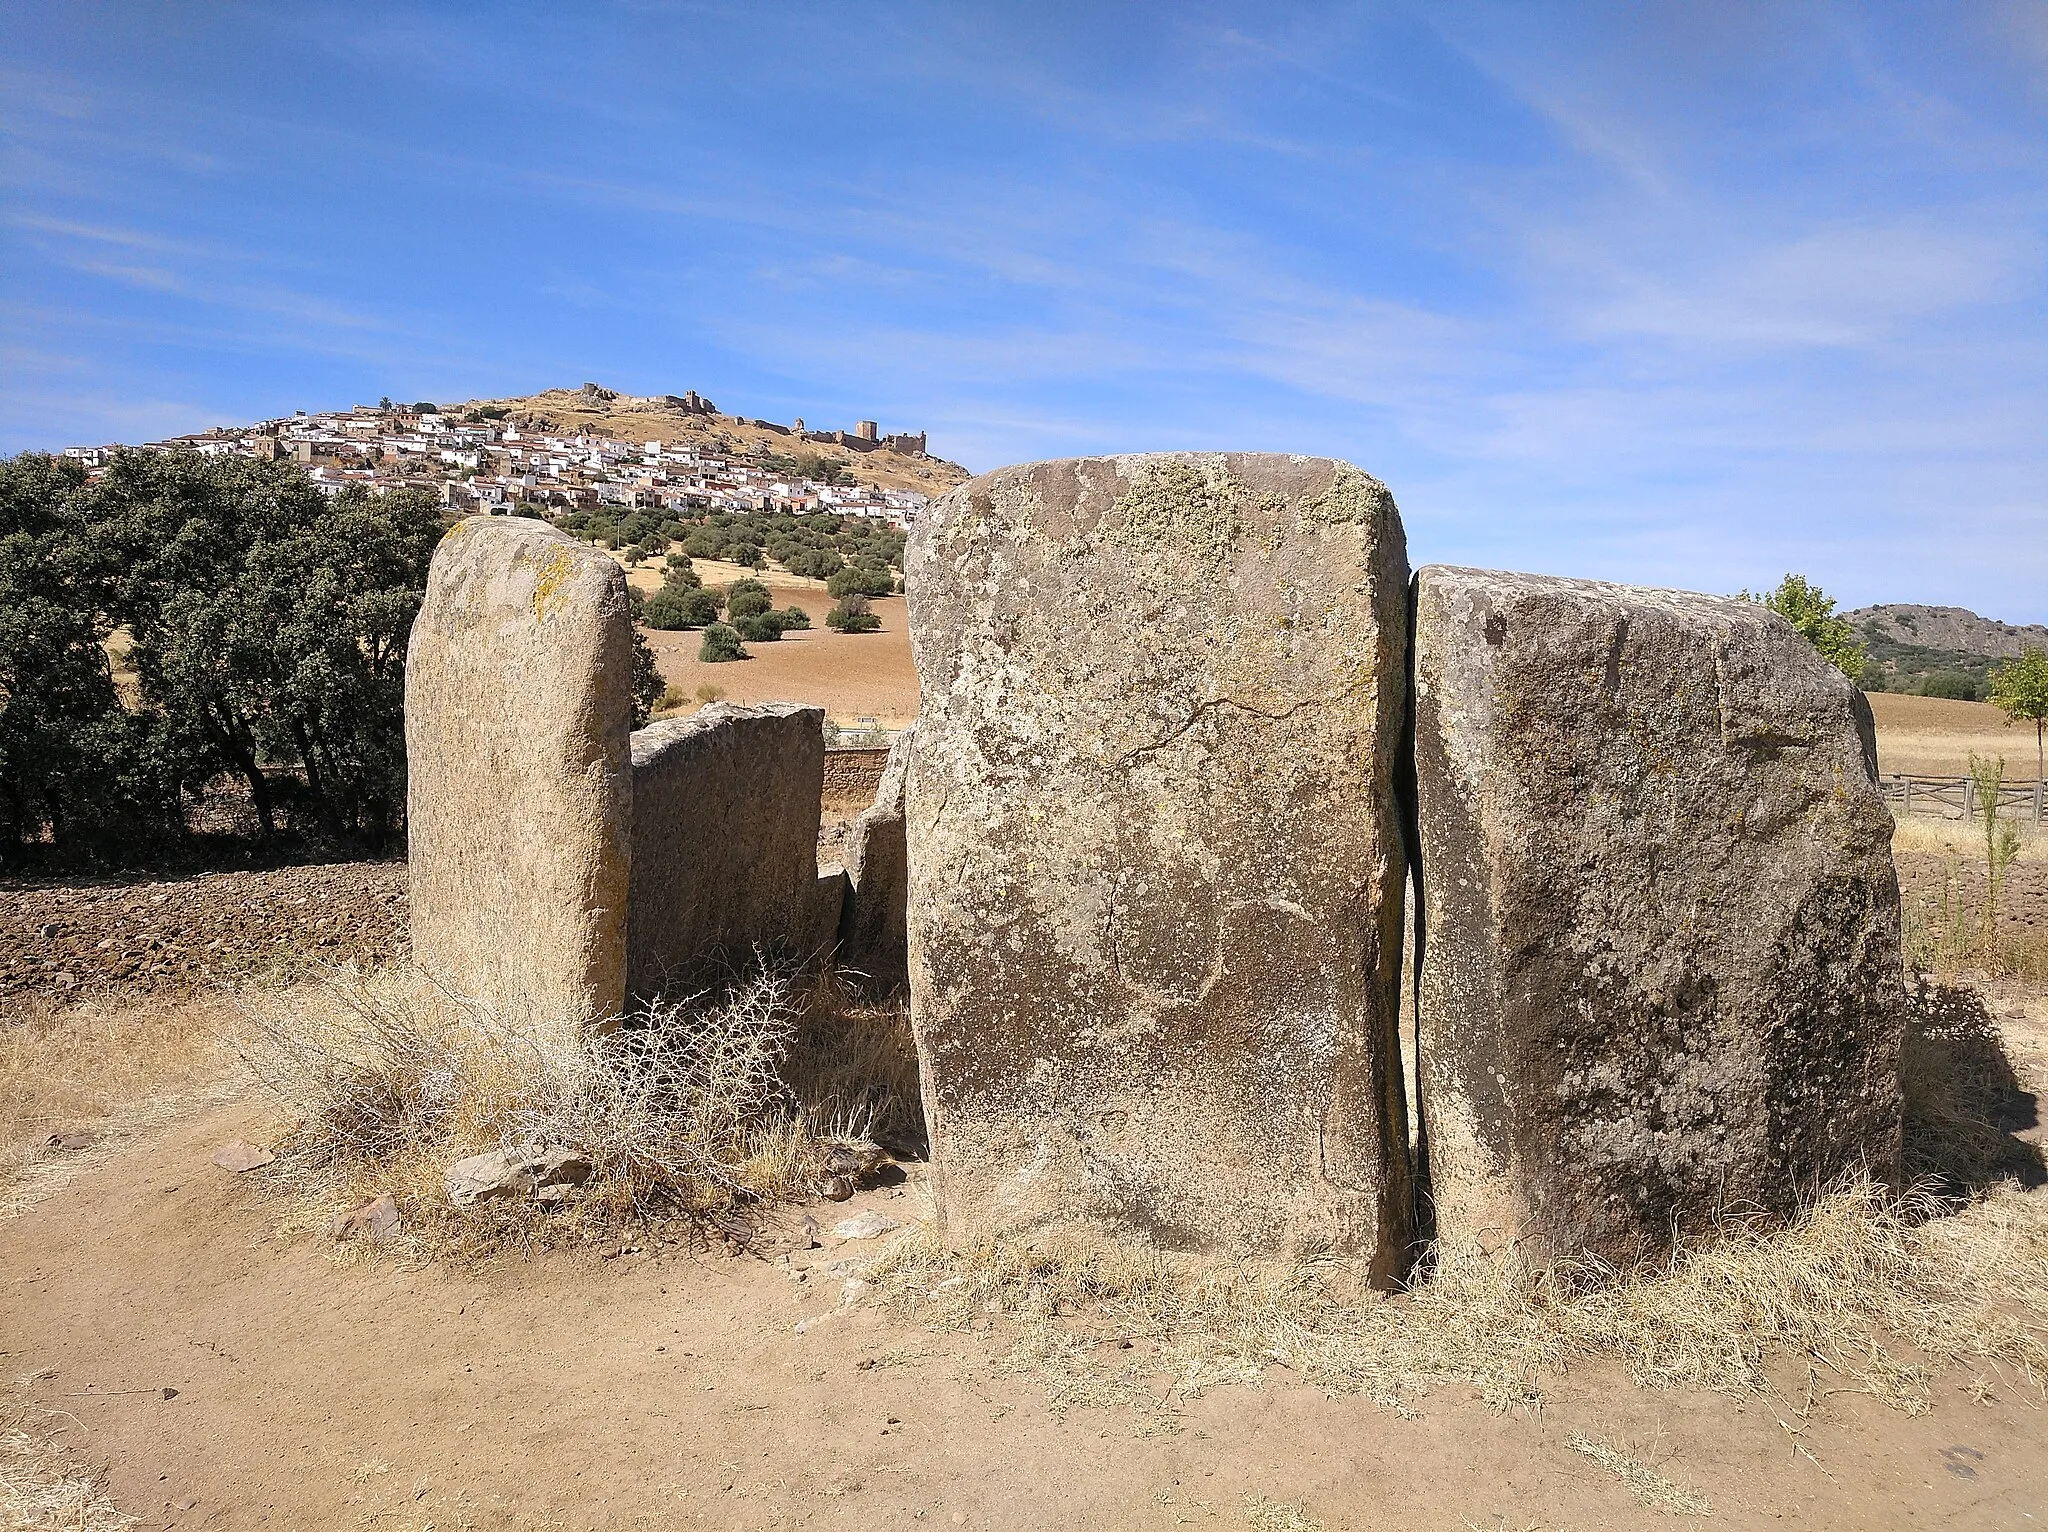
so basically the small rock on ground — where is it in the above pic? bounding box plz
[211,1140,274,1173]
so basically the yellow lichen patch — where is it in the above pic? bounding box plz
[530,546,577,623]
[1302,464,1396,526]
[1106,459,1247,563]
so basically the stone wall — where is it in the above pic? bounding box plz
[626,703,828,996]
[822,747,891,803]
[837,729,914,997]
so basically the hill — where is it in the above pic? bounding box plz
[452,383,970,497]
[1846,604,2048,659]
[1846,603,2048,700]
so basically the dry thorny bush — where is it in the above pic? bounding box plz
[235,960,921,1259]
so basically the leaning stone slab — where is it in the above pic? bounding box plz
[406,516,633,1038]
[906,454,1413,1274]
[1411,567,1906,1271]
[837,727,914,997]
[627,702,826,995]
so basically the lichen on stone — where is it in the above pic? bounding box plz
[1104,459,1248,563]
[1303,464,1396,527]
[530,547,577,623]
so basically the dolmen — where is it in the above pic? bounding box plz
[836,727,915,998]
[902,456,1905,1279]
[629,701,833,998]
[407,485,1910,1283]
[1409,569,1904,1270]
[406,517,635,1039]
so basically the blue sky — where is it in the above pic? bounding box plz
[4,3,2044,618]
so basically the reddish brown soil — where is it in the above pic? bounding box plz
[1,863,407,1009]
[5,1095,2046,1530]
[641,571,919,728]
[1897,851,2048,941]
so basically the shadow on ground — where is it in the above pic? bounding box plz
[1902,974,2044,1201]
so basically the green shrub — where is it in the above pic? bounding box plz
[778,605,811,631]
[780,547,844,581]
[733,611,786,643]
[643,586,721,630]
[727,579,774,620]
[826,595,881,634]
[827,562,895,600]
[0,450,440,857]
[630,632,663,728]
[662,553,700,588]
[1740,574,1864,678]
[699,622,747,662]
[1922,671,1980,702]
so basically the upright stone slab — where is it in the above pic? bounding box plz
[627,702,826,995]
[406,516,633,1037]
[1411,567,1905,1270]
[906,454,1413,1273]
[837,727,914,997]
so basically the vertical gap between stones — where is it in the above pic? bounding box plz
[1398,569,1436,1256]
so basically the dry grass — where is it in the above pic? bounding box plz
[1869,693,2041,779]
[1243,1495,1326,1531]
[871,983,2048,1424]
[1892,815,2047,863]
[1563,1432,1708,1516]
[0,988,236,1211]
[1,1397,135,1531]
[237,964,921,1257]
[1877,733,2045,780]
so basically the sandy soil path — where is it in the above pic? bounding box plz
[4,1096,2046,1530]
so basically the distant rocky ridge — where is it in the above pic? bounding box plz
[1846,604,2048,660]
[1846,603,2047,699]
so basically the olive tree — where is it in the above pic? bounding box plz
[1741,574,1864,679]
[1988,647,2048,784]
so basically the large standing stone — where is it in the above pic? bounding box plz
[837,727,914,997]
[406,516,633,1037]
[906,454,1413,1273]
[627,702,827,995]
[1410,567,1905,1271]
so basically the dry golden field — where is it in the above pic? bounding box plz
[1869,692,2043,780]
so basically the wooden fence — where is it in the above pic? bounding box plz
[1882,773,2046,825]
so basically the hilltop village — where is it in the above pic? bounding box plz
[60,382,963,526]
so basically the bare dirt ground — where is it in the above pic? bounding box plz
[1896,852,2048,943]
[0,863,407,1010]
[6,709,2048,1529]
[1869,693,2044,780]
[4,1042,2045,1532]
